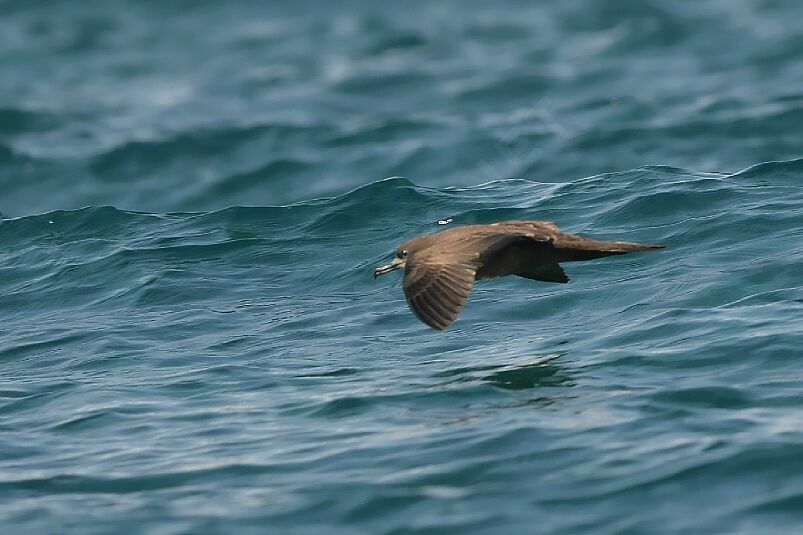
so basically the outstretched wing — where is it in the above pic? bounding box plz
[402,257,476,331]
[494,221,664,262]
[473,222,562,281]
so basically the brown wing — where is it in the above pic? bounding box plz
[552,234,665,262]
[488,221,663,264]
[473,222,561,280]
[402,258,476,331]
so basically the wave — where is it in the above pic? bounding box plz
[2,160,800,325]
[4,157,802,231]
[0,107,56,136]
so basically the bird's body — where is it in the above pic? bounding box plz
[373,220,664,331]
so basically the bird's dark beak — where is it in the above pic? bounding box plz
[373,258,403,279]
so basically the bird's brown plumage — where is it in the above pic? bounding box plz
[374,220,664,331]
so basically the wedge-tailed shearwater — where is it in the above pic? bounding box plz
[373,220,664,330]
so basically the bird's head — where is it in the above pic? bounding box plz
[374,236,428,278]
[373,247,409,278]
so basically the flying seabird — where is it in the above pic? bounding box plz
[373,220,664,331]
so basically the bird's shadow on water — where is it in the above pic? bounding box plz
[430,352,574,391]
[484,360,571,391]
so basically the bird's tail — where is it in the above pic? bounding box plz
[554,234,665,262]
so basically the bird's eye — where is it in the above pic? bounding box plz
[399,250,408,258]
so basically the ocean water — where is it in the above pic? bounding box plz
[1,1,802,533]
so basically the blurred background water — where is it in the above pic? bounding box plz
[1,0,802,533]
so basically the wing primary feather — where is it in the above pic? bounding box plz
[411,293,441,324]
[430,284,464,310]
[418,290,456,327]
[408,294,448,330]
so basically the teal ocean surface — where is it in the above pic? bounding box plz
[1,1,803,533]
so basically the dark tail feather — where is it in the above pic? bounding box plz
[554,235,665,262]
